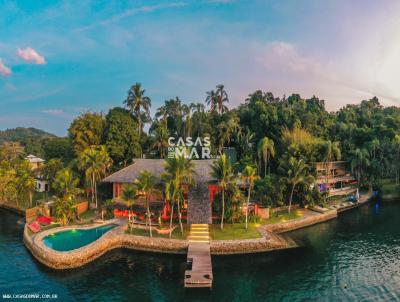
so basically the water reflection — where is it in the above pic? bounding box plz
[1,202,400,301]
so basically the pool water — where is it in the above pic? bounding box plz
[43,224,117,251]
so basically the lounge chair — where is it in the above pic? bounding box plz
[28,221,41,233]
[37,216,52,226]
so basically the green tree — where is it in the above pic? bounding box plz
[242,165,257,230]
[15,161,36,208]
[41,159,64,193]
[52,168,81,200]
[210,154,234,230]
[103,107,140,167]
[42,137,75,163]
[133,170,159,237]
[122,184,136,229]
[257,137,275,177]
[164,156,195,234]
[281,157,314,214]
[54,197,76,226]
[350,148,370,187]
[124,83,152,138]
[78,145,112,208]
[68,112,105,154]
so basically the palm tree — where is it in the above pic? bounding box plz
[257,137,275,177]
[52,168,81,200]
[122,184,136,229]
[78,145,112,208]
[152,124,169,158]
[242,165,257,230]
[124,83,152,138]
[205,89,217,113]
[17,164,36,208]
[162,177,176,238]
[350,148,370,187]
[54,197,76,226]
[282,158,314,214]
[133,170,159,237]
[210,154,234,230]
[164,156,195,234]
[215,84,229,114]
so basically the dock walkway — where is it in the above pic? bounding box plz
[184,224,213,288]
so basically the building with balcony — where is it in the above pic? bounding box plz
[315,161,357,197]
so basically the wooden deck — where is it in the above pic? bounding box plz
[184,224,213,288]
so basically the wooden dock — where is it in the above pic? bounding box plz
[184,224,213,288]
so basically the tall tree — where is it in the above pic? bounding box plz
[68,112,105,155]
[257,137,275,177]
[124,83,151,138]
[242,165,257,230]
[281,158,314,214]
[164,156,195,234]
[52,168,81,200]
[133,170,159,237]
[210,154,234,230]
[78,145,112,208]
[349,148,370,187]
[103,107,140,167]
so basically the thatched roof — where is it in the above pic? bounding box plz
[103,159,214,184]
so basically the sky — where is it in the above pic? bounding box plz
[1,0,400,136]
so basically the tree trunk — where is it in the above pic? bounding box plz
[221,189,225,230]
[29,191,32,208]
[264,155,267,178]
[147,197,152,238]
[169,200,174,239]
[245,185,251,230]
[94,178,98,209]
[177,197,184,234]
[288,183,295,214]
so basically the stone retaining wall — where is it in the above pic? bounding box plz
[265,209,337,234]
[24,221,188,270]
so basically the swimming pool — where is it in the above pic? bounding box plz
[43,224,117,251]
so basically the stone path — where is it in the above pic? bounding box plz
[187,182,212,224]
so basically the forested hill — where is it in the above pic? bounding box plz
[0,127,56,144]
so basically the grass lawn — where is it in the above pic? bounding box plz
[264,210,303,224]
[28,222,60,236]
[209,223,261,240]
[78,209,97,222]
[126,225,189,240]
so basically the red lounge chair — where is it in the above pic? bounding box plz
[37,216,52,226]
[28,221,41,233]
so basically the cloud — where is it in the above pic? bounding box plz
[5,83,17,91]
[16,47,46,64]
[42,109,65,116]
[0,59,11,76]
[75,2,186,32]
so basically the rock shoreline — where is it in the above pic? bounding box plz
[24,195,372,269]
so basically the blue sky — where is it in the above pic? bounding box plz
[1,0,400,135]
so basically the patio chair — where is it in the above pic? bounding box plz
[28,221,41,233]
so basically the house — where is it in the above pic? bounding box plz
[315,161,357,197]
[25,154,49,192]
[103,158,215,201]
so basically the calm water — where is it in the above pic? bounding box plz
[43,224,117,251]
[1,201,400,302]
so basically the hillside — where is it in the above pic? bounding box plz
[0,127,57,144]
